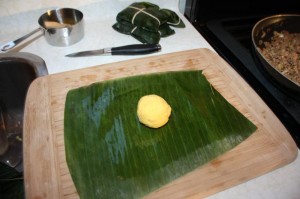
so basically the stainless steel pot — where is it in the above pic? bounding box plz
[0,8,84,52]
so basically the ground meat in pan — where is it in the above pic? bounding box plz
[258,30,300,85]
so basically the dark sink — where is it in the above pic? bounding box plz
[0,52,48,172]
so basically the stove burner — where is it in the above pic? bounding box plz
[189,15,300,148]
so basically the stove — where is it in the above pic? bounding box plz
[184,0,300,148]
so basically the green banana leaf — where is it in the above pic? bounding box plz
[64,70,256,199]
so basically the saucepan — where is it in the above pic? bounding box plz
[0,8,84,52]
[251,14,300,99]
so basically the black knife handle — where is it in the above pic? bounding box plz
[111,44,161,55]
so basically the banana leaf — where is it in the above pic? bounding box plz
[64,70,257,199]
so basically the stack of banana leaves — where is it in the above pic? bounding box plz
[64,70,257,199]
[112,2,185,44]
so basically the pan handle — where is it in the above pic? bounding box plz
[0,27,43,52]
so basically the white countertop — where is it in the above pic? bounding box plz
[1,0,299,198]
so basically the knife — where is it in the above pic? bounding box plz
[65,44,161,57]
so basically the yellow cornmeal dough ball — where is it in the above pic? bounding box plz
[137,94,172,128]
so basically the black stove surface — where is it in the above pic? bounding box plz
[184,0,300,148]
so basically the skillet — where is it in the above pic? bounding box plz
[251,14,300,99]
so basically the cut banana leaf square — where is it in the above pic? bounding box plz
[64,70,257,199]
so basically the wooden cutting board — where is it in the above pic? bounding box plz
[23,48,297,199]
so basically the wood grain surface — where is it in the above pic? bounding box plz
[23,48,298,199]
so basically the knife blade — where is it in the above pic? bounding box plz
[65,44,161,57]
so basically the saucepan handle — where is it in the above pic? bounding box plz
[0,27,43,52]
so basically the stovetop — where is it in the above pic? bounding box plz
[184,0,300,148]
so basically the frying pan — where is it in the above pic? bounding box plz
[251,14,300,99]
